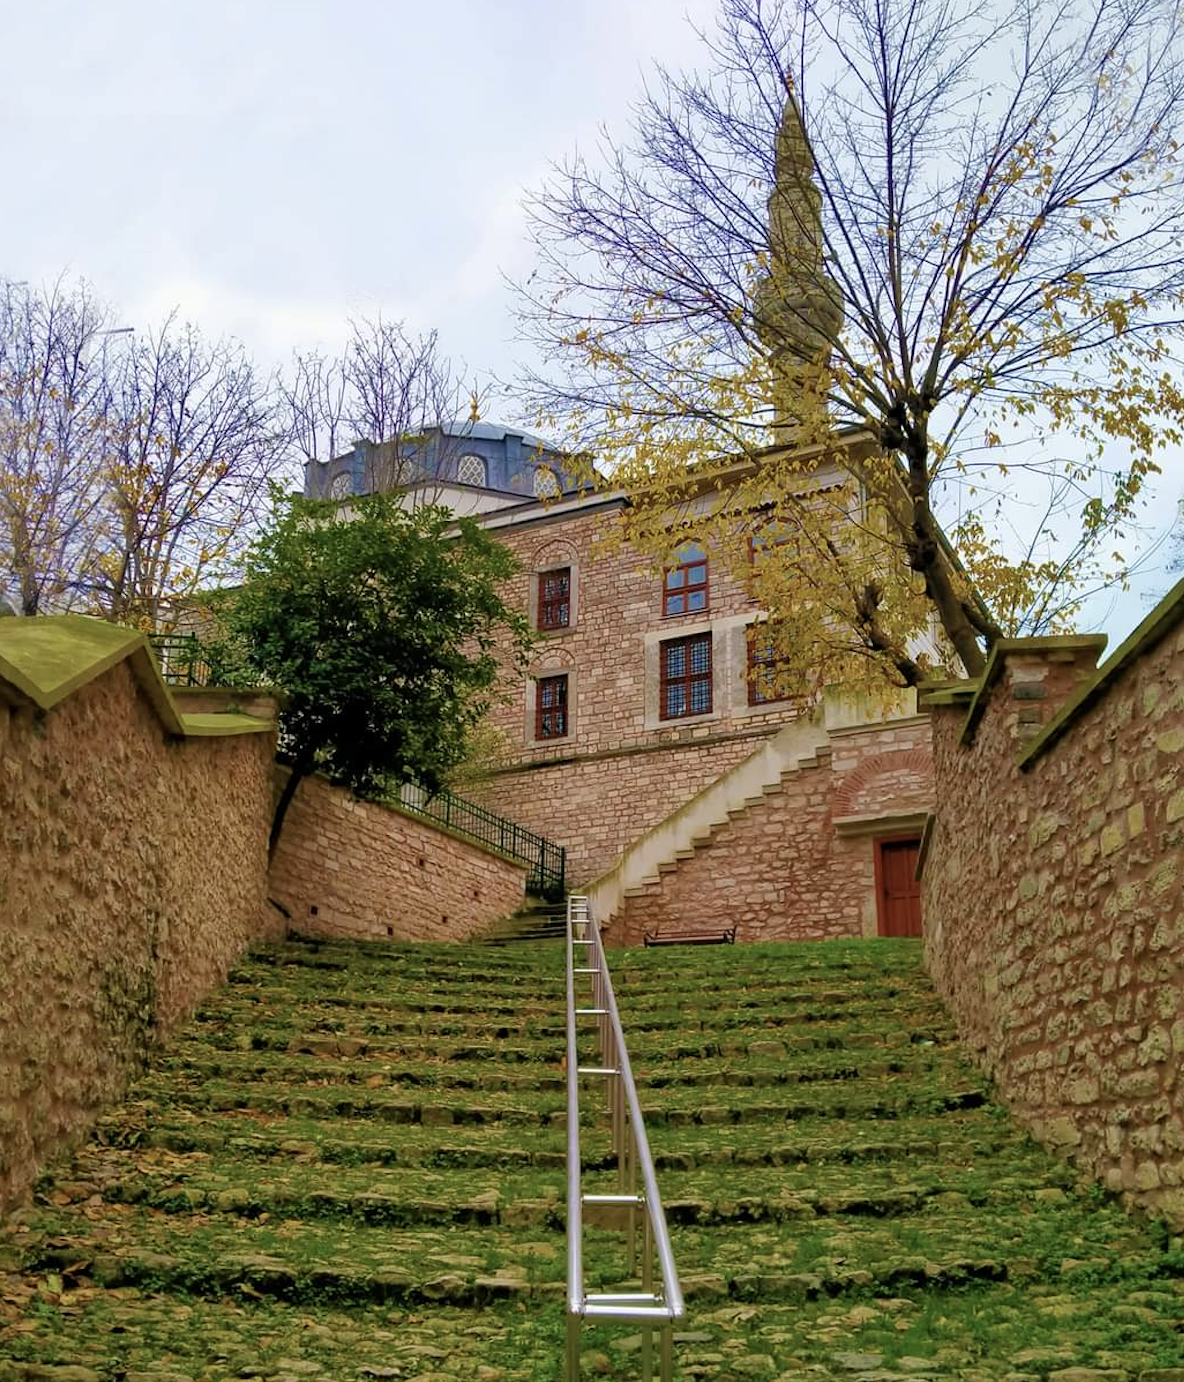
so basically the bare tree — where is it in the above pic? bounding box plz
[517,0,1184,682]
[92,313,284,628]
[280,316,480,501]
[280,347,348,469]
[0,278,112,615]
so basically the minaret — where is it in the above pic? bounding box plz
[752,86,843,439]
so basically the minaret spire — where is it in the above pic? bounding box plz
[753,85,843,439]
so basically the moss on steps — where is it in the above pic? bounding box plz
[2,936,1183,1382]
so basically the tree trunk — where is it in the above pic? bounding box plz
[893,424,997,680]
[269,756,312,861]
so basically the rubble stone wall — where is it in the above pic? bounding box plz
[922,607,1184,1226]
[608,719,934,943]
[0,659,277,1213]
[269,772,528,943]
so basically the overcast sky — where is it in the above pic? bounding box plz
[0,0,715,373]
[0,0,1177,639]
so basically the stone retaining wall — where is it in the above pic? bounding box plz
[268,772,528,943]
[0,627,278,1213]
[921,595,1184,1227]
[471,733,765,884]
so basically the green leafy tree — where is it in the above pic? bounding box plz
[214,491,532,854]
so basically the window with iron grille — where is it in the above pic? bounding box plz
[538,567,571,630]
[660,633,712,720]
[535,673,569,739]
[456,453,487,486]
[747,626,793,705]
[663,541,709,616]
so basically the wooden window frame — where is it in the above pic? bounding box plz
[747,524,794,602]
[535,673,569,740]
[659,632,713,721]
[537,567,571,631]
[662,543,710,618]
[746,626,793,706]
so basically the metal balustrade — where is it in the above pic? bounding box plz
[396,781,566,899]
[148,633,215,687]
[565,894,684,1382]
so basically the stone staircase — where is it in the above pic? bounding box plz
[586,717,832,927]
[479,899,568,946]
[2,935,1183,1382]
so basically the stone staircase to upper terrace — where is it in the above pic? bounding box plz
[587,716,832,927]
[2,935,1183,1382]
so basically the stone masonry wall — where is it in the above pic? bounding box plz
[608,719,934,943]
[0,659,278,1213]
[922,616,1184,1227]
[473,503,806,883]
[269,773,528,943]
[472,732,766,884]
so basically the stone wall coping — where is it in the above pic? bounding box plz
[917,677,979,708]
[0,613,276,739]
[825,712,930,739]
[1018,571,1184,770]
[179,711,276,737]
[833,809,929,838]
[959,634,1109,746]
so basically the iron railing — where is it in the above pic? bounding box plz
[565,894,684,1382]
[148,633,214,687]
[396,781,566,899]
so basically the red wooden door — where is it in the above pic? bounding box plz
[876,837,923,937]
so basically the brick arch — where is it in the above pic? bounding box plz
[833,748,933,819]
[531,645,576,674]
[532,538,578,571]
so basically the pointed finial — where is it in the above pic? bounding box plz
[753,82,843,438]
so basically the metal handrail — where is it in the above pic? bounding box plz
[565,894,684,1381]
[396,780,566,899]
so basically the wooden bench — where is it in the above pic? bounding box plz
[643,926,736,947]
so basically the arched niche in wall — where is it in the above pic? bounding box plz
[531,538,580,633]
[832,748,934,828]
[524,644,578,749]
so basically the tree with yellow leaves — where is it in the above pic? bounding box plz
[517,0,1184,686]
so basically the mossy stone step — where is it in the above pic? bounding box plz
[94,1102,1026,1173]
[133,1079,566,1123]
[154,1047,966,1099]
[178,1014,955,1059]
[197,984,950,1033]
[158,1044,569,1089]
[8,933,1184,1381]
[191,994,952,1046]
[254,936,564,973]
[0,1294,562,1382]
[7,1204,612,1306]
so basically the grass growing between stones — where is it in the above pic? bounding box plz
[1,932,1182,1382]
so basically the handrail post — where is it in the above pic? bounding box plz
[567,1313,581,1381]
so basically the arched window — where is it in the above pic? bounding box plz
[533,465,560,498]
[456,453,487,486]
[663,541,709,616]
